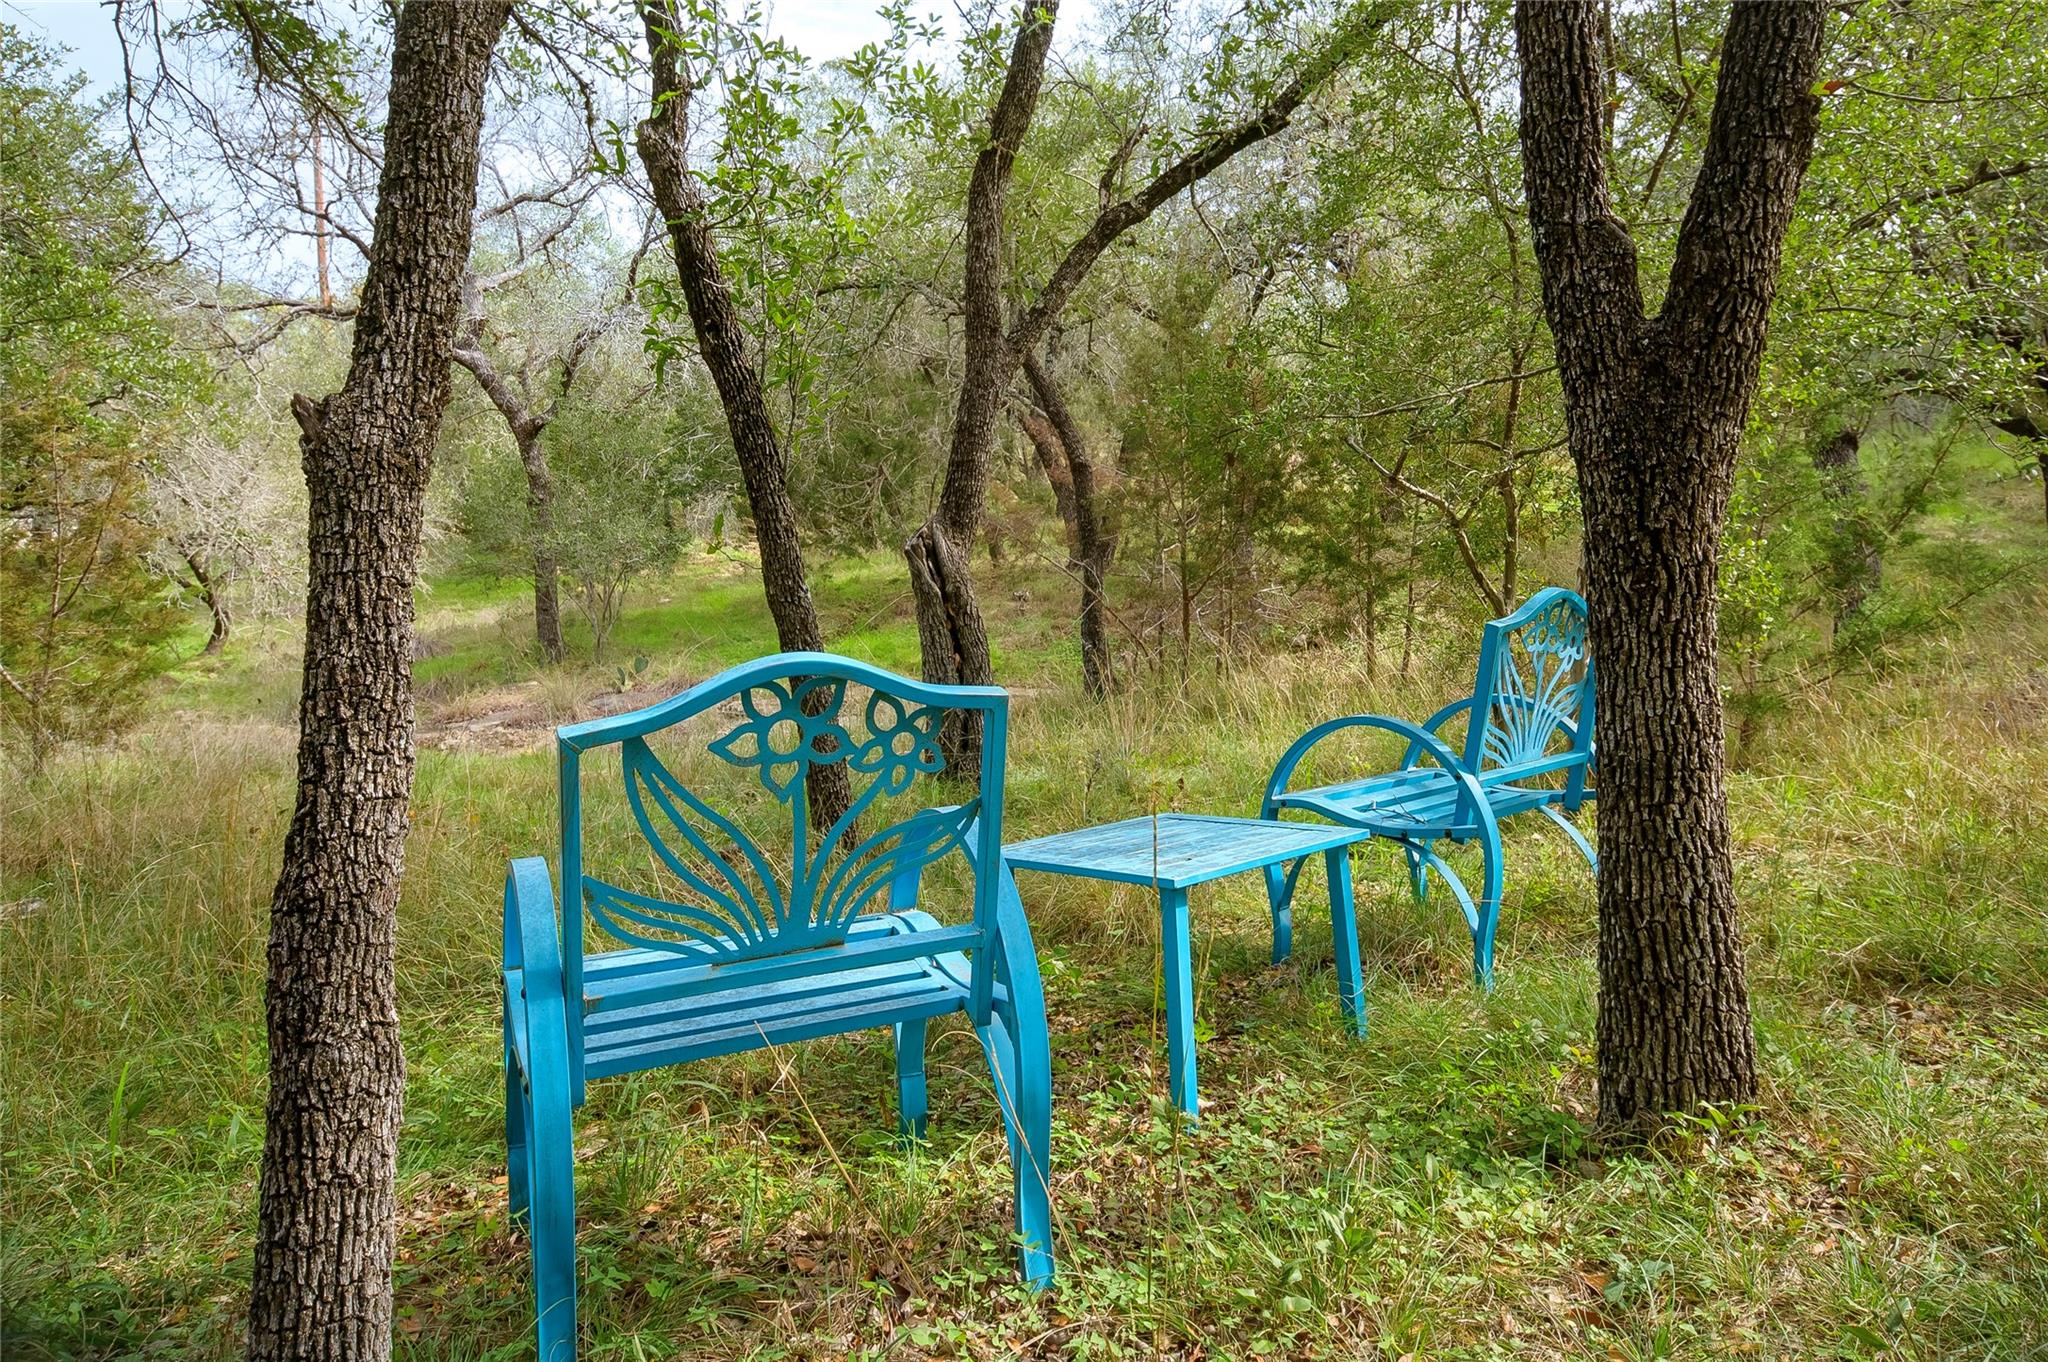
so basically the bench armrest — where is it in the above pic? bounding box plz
[1262,712,1475,820]
[504,858,571,1088]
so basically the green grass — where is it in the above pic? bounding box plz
[5,543,2048,1361]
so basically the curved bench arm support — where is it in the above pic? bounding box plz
[503,857,578,1361]
[1261,712,1479,824]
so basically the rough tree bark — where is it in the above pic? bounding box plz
[1022,346,1116,696]
[247,4,510,1360]
[914,3,1395,756]
[1516,0,1826,1133]
[635,0,850,827]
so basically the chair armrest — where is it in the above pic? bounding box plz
[1262,712,1472,818]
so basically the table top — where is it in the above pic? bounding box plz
[1003,813,1370,891]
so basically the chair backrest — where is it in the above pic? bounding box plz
[553,652,1009,1042]
[1460,587,1594,776]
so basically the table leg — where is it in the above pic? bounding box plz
[1158,885,1198,1118]
[1325,847,1366,1038]
[1263,861,1294,964]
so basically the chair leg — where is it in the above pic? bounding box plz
[1403,841,1493,991]
[1538,803,1599,878]
[894,1018,929,1142]
[981,860,1055,1288]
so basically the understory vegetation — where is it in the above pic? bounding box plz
[6,479,2044,1359]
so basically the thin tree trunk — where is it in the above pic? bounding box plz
[635,0,850,826]
[1401,513,1417,677]
[1498,357,1525,607]
[311,119,331,311]
[1022,347,1115,696]
[450,341,567,664]
[1517,0,1826,1134]
[182,546,229,655]
[248,5,509,1359]
[519,432,566,661]
[1813,426,1879,627]
[1014,403,1080,556]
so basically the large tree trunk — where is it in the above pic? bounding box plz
[1022,347,1115,696]
[1517,0,1826,1134]
[247,5,509,1360]
[635,0,850,826]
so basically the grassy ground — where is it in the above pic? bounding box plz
[5,527,2048,1360]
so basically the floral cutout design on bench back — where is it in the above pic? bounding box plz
[584,673,981,963]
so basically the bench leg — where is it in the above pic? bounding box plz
[526,1064,577,1362]
[1158,886,1199,1119]
[981,860,1055,1288]
[504,1012,529,1225]
[1404,840,1432,904]
[1538,803,1598,877]
[1324,848,1367,1038]
[894,1018,929,1142]
[1471,829,1504,992]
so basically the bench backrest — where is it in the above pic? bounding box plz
[1461,587,1594,779]
[553,652,1009,1058]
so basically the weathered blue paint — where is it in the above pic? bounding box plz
[1005,813,1373,1118]
[1262,588,1597,989]
[502,654,1054,1360]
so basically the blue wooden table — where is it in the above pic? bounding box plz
[1004,814,1373,1118]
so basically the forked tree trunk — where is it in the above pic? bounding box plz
[1517,0,1826,1134]
[248,4,510,1359]
[519,432,566,661]
[914,4,1387,760]
[908,2,1058,770]
[635,0,851,826]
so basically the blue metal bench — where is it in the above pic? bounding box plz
[502,653,1054,1360]
[1260,588,1597,988]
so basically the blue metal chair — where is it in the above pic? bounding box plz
[1260,588,1597,988]
[502,653,1054,1360]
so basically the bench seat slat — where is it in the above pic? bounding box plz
[584,974,976,1078]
